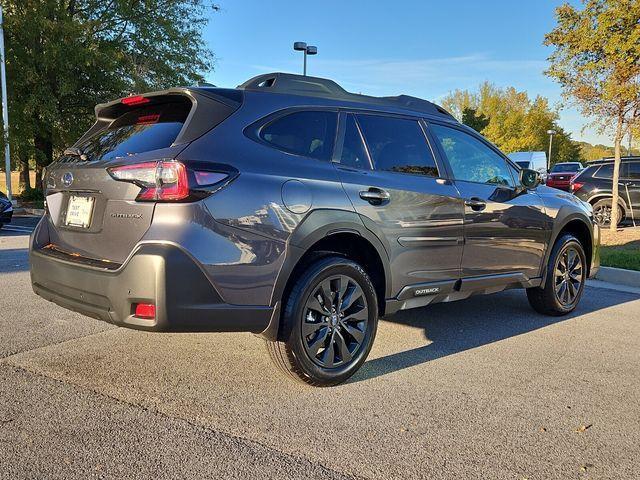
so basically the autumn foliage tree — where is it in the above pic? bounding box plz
[441,82,582,164]
[545,0,640,231]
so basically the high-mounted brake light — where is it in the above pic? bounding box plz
[121,95,150,106]
[107,161,231,202]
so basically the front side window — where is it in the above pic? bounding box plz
[430,124,515,187]
[259,110,337,160]
[355,114,438,177]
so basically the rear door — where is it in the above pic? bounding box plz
[428,121,548,281]
[333,112,465,297]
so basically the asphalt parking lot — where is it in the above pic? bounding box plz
[1,218,639,479]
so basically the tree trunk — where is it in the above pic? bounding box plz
[610,118,624,233]
[34,132,53,190]
[18,155,31,192]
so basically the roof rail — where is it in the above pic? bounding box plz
[238,72,453,118]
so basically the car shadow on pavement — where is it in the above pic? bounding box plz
[351,286,640,383]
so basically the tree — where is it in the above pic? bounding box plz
[545,0,640,231]
[1,0,217,191]
[461,107,489,133]
[441,82,582,164]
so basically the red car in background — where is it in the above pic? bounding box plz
[545,162,583,191]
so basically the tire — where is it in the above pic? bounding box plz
[266,255,378,387]
[526,234,587,316]
[592,198,624,227]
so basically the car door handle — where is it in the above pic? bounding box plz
[464,197,486,211]
[359,188,390,205]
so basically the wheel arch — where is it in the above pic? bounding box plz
[587,193,628,211]
[541,215,594,286]
[261,209,391,340]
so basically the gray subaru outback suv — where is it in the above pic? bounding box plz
[30,73,599,386]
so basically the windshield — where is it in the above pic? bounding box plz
[76,101,191,161]
[551,163,580,173]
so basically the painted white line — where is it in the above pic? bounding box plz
[2,226,34,233]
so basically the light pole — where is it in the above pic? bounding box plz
[0,6,11,201]
[547,129,556,171]
[293,42,317,76]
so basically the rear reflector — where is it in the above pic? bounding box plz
[134,303,155,319]
[122,95,150,106]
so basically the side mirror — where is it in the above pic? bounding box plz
[520,168,541,189]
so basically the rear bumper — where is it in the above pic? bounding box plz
[30,242,274,333]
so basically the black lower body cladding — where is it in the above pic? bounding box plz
[30,242,274,332]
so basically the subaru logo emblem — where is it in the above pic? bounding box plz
[62,172,74,187]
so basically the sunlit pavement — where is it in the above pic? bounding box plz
[1,228,639,479]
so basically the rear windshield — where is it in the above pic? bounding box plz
[77,101,191,161]
[551,163,580,173]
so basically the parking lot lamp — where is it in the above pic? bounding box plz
[293,42,318,76]
[0,6,11,201]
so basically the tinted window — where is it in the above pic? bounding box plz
[260,111,337,160]
[430,124,515,187]
[77,101,191,161]
[515,161,530,169]
[551,163,581,173]
[356,114,438,176]
[338,114,370,169]
[595,164,613,179]
[625,162,640,180]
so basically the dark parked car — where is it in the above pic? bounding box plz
[546,162,583,191]
[571,156,640,227]
[0,190,12,229]
[29,73,599,386]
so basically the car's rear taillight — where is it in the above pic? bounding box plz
[570,181,584,193]
[107,160,231,202]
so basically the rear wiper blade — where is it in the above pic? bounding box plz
[63,147,88,161]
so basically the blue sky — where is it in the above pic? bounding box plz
[202,0,608,145]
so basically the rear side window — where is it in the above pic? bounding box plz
[356,114,438,176]
[78,101,191,161]
[594,164,614,179]
[627,162,640,180]
[259,110,337,161]
[337,114,371,170]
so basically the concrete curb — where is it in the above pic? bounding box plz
[595,266,640,289]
